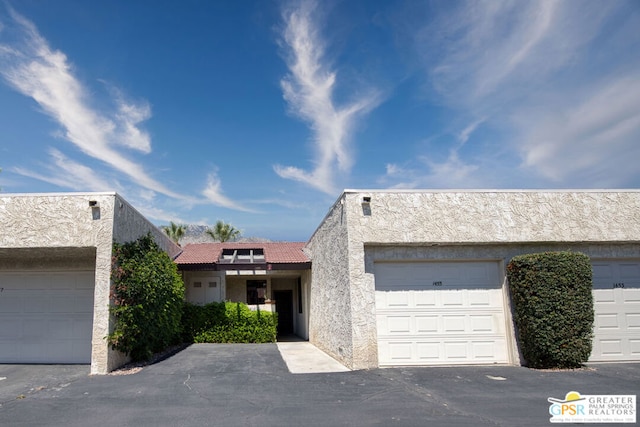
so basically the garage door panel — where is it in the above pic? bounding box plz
[75,272,95,289]
[594,289,616,303]
[470,315,494,332]
[0,319,21,338]
[415,292,436,307]
[628,314,640,329]
[624,289,640,303]
[473,341,501,359]
[595,313,620,330]
[416,342,440,361]
[444,341,467,359]
[52,295,81,312]
[387,316,411,333]
[50,319,74,339]
[26,297,50,313]
[601,340,623,356]
[388,342,413,361]
[442,292,464,306]
[0,294,23,313]
[590,260,640,362]
[442,316,465,332]
[387,292,410,307]
[23,319,47,338]
[375,261,509,366]
[469,291,491,306]
[0,271,94,364]
[416,316,438,333]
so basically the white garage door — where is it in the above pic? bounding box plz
[0,271,94,364]
[590,260,640,362]
[375,261,509,366]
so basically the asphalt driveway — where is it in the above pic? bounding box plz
[0,344,637,427]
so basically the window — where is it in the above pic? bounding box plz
[193,282,202,288]
[208,282,217,288]
[247,280,267,304]
[220,248,265,264]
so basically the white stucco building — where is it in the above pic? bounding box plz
[1,190,638,373]
[306,190,640,369]
[0,193,180,374]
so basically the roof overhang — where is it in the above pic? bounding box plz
[177,262,311,272]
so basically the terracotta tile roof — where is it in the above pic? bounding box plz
[175,242,310,266]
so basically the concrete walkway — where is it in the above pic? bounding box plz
[276,340,350,373]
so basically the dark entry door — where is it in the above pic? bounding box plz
[274,290,294,335]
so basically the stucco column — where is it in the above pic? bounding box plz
[89,196,119,375]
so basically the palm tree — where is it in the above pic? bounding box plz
[161,221,186,245]
[205,220,241,242]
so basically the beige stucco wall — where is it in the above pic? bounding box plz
[0,193,180,374]
[350,190,640,244]
[182,271,226,304]
[112,196,182,259]
[307,190,640,369]
[306,196,357,368]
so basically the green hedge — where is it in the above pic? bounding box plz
[506,251,594,368]
[182,301,277,344]
[109,234,185,361]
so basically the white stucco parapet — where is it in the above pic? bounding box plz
[342,189,640,244]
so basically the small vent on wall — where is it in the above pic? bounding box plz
[90,200,101,220]
[193,282,202,288]
[208,282,217,288]
[361,195,372,216]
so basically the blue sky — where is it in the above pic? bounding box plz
[1,1,639,241]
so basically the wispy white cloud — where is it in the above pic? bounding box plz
[112,89,152,154]
[425,0,574,109]
[13,148,114,192]
[393,0,640,189]
[381,153,485,190]
[274,0,380,194]
[378,117,490,189]
[516,76,640,186]
[458,118,485,145]
[0,7,182,199]
[202,171,255,213]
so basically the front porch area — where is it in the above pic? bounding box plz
[176,242,312,340]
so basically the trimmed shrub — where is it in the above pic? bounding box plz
[109,234,185,361]
[507,251,594,369]
[182,301,277,344]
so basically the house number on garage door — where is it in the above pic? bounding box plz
[433,281,443,286]
[613,283,625,288]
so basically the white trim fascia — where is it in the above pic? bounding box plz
[0,191,118,197]
[342,188,640,194]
